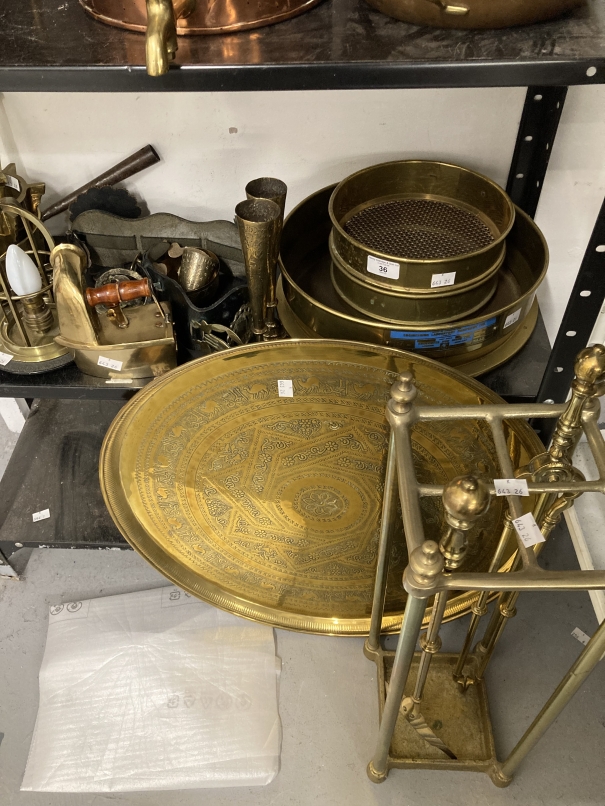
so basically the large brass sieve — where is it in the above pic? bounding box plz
[330,241,502,325]
[329,161,514,294]
[279,185,547,368]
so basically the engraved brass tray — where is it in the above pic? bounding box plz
[100,340,543,635]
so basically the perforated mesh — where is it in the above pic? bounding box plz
[343,198,495,260]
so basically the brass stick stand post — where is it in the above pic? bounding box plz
[366,345,605,786]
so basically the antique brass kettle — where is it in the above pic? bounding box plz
[80,0,323,76]
[365,0,585,29]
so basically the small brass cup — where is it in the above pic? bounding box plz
[178,247,220,304]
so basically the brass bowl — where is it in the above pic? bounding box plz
[100,339,544,635]
[363,0,585,29]
[280,185,547,363]
[330,242,501,325]
[329,161,514,294]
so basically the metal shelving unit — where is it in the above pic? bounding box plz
[1,0,605,571]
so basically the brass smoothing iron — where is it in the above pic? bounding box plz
[52,243,177,379]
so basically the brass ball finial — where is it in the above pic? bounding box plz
[389,371,417,414]
[443,475,490,529]
[574,344,605,388]
[407,539,444,589]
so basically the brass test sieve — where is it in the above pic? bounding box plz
[329,160,515,294]
[343,197,495,260]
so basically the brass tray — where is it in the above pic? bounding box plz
[101,340,543,635]
[279,185,547,364]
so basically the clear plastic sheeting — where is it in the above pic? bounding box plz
[21,586,281,792]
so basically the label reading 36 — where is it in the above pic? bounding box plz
[367,255,400,280]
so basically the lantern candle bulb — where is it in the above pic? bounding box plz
[6,244,42,295]
[5,244,53,334]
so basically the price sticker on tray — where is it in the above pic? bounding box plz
[431,271,456,288]
[494,479,529,497]
[367,255,400,281]
[512,512,545,548]
[278,379,294,397]
[0,351,12,366]
[98,356,123,372]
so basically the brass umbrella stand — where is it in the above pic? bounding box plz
[365,344,605,785]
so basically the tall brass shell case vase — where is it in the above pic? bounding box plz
[246,178,288,339]
[235,198,281,341]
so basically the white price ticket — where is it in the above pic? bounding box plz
[512,512,545,548]
[571,627,590,646]
[494,479,529,497]
[32,508,51,523]
[0,351,13,366]
[278,379,294,397]
[97,355,123,371]
[430,271,456,289]
[367,255,400,281]
[105,378,133,384]
[4,174,20,191]
[504,309,522,329]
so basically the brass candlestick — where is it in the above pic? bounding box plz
[235,198,281,342]
[245,177,287,340]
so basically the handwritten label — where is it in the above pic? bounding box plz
[512,512,545,548]
[571,627,590,646]
[4,174,20,191]
[494,479,529,497]
[98,355,123,371]
[32,508,50,523]
[367,255,400,281]
[431,271,456,289]
[0,352,12,366]
[504,309,522,329]
[278,379,293,398]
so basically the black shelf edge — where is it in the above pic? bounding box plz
[2,58,605,92]
[0,363,147,401]
[0,308,551,401]
[2,0,605,92]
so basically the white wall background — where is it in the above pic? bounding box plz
[1,85,604,343]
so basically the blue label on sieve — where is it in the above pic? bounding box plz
[390,317,497,350]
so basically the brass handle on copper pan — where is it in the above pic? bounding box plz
[145,0,196,77]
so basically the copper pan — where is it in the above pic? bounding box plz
[80,0,323,35]
[364,0,585,29]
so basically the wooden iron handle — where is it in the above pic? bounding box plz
[86,279,152,308]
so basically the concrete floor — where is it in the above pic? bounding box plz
[0,525,604,806]
[0,416,19,481]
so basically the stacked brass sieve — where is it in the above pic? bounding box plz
[328,161,514,326]
[278,160,549,376]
